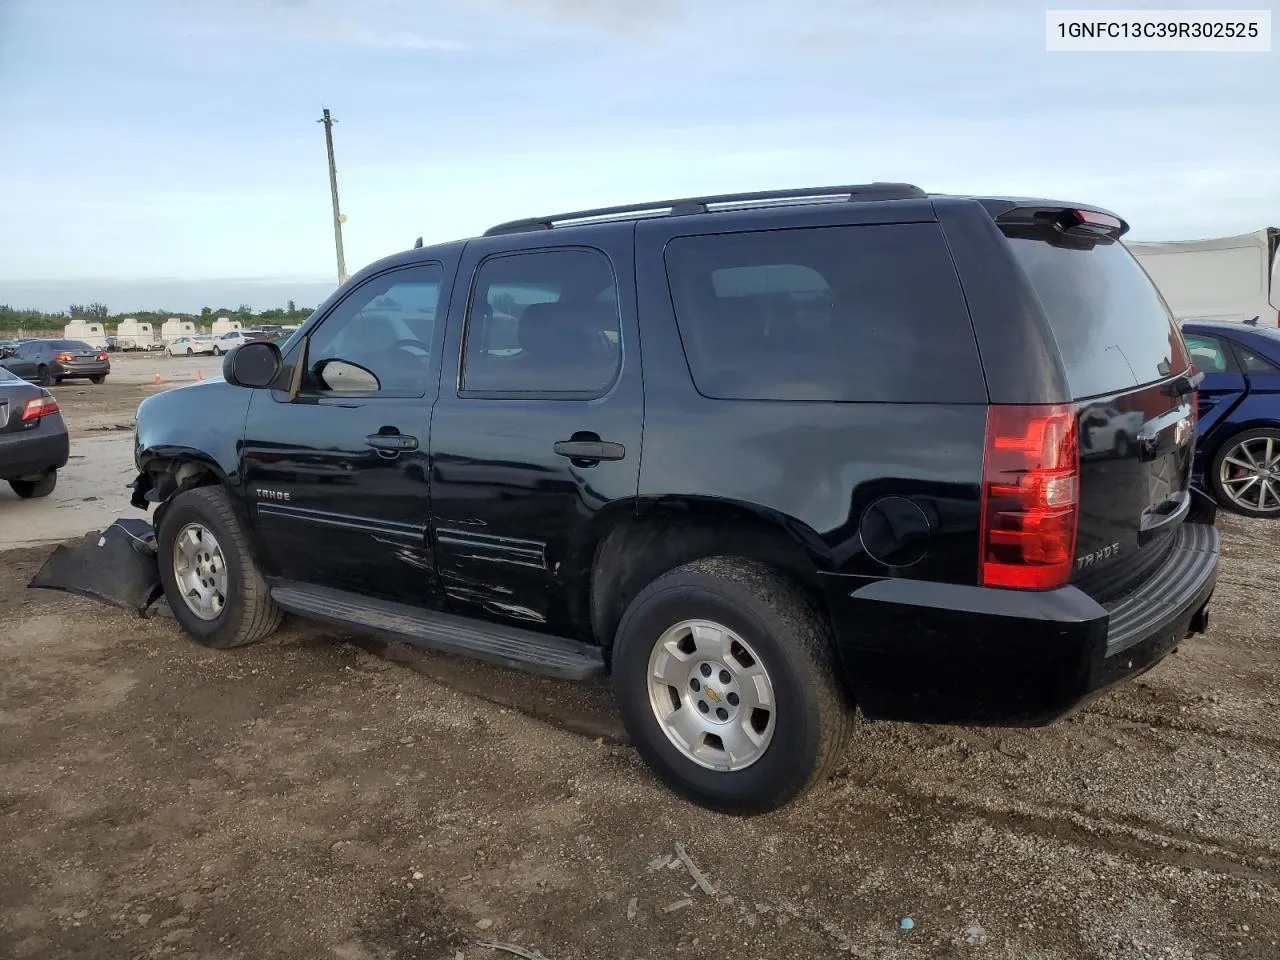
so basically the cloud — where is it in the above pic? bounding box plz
[473,0,685,33]
[349,29,469,52]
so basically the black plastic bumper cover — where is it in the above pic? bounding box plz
[28,518,168,617]
[826,521,1220,726]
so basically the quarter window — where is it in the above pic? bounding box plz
[663,223,985,403]
[1239,346,1279,374]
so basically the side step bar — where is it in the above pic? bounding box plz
[269,582,606,680]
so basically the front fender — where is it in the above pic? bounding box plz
[131,378,253,518]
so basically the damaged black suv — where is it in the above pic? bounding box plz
[129,183,1218,813]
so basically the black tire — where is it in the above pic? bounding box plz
[611,557,853,814]
[186,347,194,356]
[157,486,283,648]
[36,365,52,387]
[1209,426,1280,518]
[212,346,221,356]
[90,374,105,384]
[9,470,57,499]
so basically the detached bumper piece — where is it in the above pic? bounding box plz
[827,521,1220,726]
[28,517,170,618]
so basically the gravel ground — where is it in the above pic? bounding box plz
[1,373,1278,960]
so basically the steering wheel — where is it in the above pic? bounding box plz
[389,338,430,359]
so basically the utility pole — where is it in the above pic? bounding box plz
[317,107,347,285]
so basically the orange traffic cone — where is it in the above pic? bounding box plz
[153,371,162,385]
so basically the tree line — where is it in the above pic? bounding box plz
[0,302,317,334]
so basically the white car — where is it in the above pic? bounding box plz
[164,336,216,358]
[211,331,252,355]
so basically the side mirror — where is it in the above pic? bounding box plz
[314,358,380,392]
[223,340,284,389]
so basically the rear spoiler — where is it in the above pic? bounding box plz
[981,199,1130,242]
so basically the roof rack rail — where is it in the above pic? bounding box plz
[482,182,927,236]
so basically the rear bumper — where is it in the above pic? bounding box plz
[53,361,110,378]
[824,521,1220,726]
[0,427,70,480]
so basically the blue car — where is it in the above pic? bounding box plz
[1181,320,1280,517]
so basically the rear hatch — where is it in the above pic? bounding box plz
[1001,211,1198,603]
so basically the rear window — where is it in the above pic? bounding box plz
[1003,232,1189,399]
[663,223,986,403]
[52,340,93,351]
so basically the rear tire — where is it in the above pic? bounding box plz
[212,346,221,356]
[9,470,57,499]
[157,486,283,648]
[1209,427,1280,518]
[186,348,194,356]
[36,365,52,386]
[611,557,853,814]
[90,374,105,384]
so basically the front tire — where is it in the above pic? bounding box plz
[9,470,57,499]
[157,486,282,648]
[1210,427,1280,517]
[612,557,853,814]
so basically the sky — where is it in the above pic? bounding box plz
[0,0,1276,312]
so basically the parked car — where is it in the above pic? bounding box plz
[165,336,216,358]
[0,364,68,498]
[1180,320,1280,517]
[0,338,110,385]
[211,331,251,355]
[130,183,1217,813]
[0,340,19,358]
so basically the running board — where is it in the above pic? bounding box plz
[269,582,605,680]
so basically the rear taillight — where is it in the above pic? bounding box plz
[55,352,72,362]
[98,353,109,361]
[979,404,1080,590]
[21,395,60,422]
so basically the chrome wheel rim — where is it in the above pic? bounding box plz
[172,523,228,620]
[1220,436,1280,513]
[646,619,776,772]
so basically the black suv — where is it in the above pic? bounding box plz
[130,183,1218,813]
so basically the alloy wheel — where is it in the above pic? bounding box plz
[1219,435,1280,514]
[172,522,228,620]
[646,619,776,772]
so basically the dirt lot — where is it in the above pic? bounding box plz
[0,353,221,548]
[1,368,1279,960]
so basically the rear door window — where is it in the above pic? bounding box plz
[1182,333,1236,374]
[1003,231,1189,399]
[663,223,985,403]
